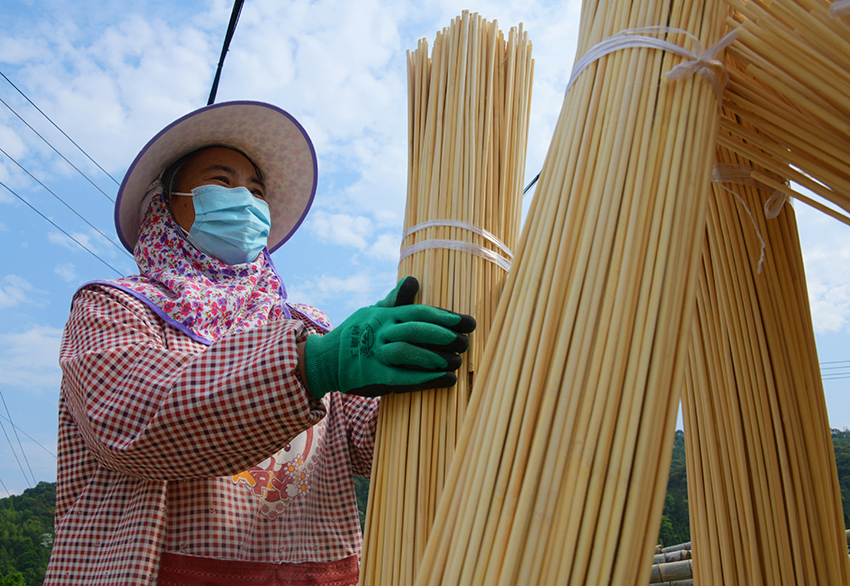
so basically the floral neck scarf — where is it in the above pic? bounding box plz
[83,193,328,344]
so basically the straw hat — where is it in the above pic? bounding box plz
[115,100,317,253]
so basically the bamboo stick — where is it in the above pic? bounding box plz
[412,0,731,582]
[681,138,850,585]
[359,13,532,586]
[718,0,850,223]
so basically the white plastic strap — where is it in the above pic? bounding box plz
[712,164,790,274]
[398,219,513,271]
[402,219,513,258]
[399,239,512,272]
[832,0,850,16]
[712,163,789,219]
[715,183,768,274]
[566,26,739,102]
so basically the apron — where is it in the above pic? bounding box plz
[157,553,359,586]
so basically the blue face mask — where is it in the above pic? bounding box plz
[172,184,271,265]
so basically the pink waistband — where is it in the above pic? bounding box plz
[157,552,359,586]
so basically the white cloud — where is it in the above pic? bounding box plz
[0,122,28,163]
[367,232,402,262]
[307,210,374,249]
[0,326,63,390]
[46,228,125,261]
[47,229,96,252]
[286,269,400,322]
[2,9,219,176]
[809,283,849,333]
[796,204,850,334]
[0,275,39,309]
[54,263,78,282]
[0,35,49,65]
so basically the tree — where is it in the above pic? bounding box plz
[0,482,55,586]
[0,572,26,586]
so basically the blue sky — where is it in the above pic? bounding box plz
[0,0,847,497]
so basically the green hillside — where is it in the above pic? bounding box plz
[0,482,54,586]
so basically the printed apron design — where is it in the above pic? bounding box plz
[232,419,325,518]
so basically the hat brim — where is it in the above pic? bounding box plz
[115,101,317,254]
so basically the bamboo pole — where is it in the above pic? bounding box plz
[718,0,850,223]
[681,139,850,584]
[359,13,532,586]
[411,0,731,582]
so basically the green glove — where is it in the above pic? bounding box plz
[303,277,476,398]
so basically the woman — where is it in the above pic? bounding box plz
[44,101,474,585]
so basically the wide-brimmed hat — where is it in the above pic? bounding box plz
[115,100,317,254]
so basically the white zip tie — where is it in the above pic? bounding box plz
[399,219,513,271]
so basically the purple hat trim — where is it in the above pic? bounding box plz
[115,101,318,254]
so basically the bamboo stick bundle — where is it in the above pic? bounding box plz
[681,140,850,585]
[717,0,850,224]
[409,0,733,583]
[359,12,533,586]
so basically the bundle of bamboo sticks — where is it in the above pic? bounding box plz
[359,12,533,586]
[682,139,850,584]
[718,0,850,225]
[409,0,732,582]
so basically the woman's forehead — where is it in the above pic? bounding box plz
[185,145,256,170]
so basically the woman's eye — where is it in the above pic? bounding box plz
[252,190,266,199]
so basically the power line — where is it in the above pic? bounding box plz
[0,95,115,202]
[0,415,31,488]
[0,411,55,459]
[0,147,131,259]
[0,389,35,486]
[820,360,850,381]
[208,0,245,105]
[0,179,124,276]
[0,69,120,186]
[523,172,540,197]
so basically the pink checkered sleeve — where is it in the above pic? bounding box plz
[290,304,380,478]
[60,285,327,480]
[340,394,379,478]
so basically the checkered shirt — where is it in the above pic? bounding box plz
[44,285,379,585]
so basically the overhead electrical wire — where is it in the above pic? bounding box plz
[0,179,123,277]
[0,409,55,459]
[0,147,131,259]
[0,96,115,203]
[208,0,245,105]
[0,389,35,486]
[820,360,850,381]
[0,416,32,488]
[0,69,120,186]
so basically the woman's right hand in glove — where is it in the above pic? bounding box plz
[300,277,476,399]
